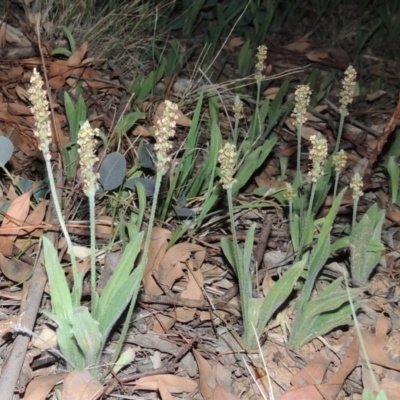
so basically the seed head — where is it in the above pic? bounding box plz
[292,84,311,126]
[255,45,268,82]
[333,149,347,172]
[233,95,243,120]
[284,183,296,200]
[350,172,363,200]
[308,134,328,183]
[218,142,237,190]
[154,101,178,174]
[339,65,357,116]
[28,68,52,160]
[77,121,100,195]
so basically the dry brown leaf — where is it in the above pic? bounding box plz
[158,377,174,400]
[0,190,32,256]
[306,50,330,62]
[152,312,176,334]
[24,373,67,400]
[281,385,325,400]
[67,41,88,67]
[95,215,114,237]
[193,349,214,400]
[132,374,197,393]
[15,84,30,102]
[284,36,311,53]
[366,90,386,102]
[143,227,172,295]
[263,86,280,99]
[8,66,24,80]
[213,382,240,400]
[359,314,400,371]
[9,130,38,158]
[254,176,286,190]
[290,351,330,387]
[224,37,244,52]
[61,370,103,400]
[22,199,47,237]
[159,243,205,289]
[8,102,32,116]
[283,337,359,400]
[0,252,33,282]
[132,125,154,137]
[176,259,204,323]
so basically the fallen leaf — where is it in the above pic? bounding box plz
[359,314,400,371]
[61,370,103,400]
[132,374,197,393]
[224,37,244,51]
[0,252,33,282]
[24,373,66,400]
[143,227,172,295]
[284,36,311,53]
[366,90,386,102]
[0,190,32,256]
[291,351,330,387]
[193,349,214,400]
[158,243,205,288]
[176,259,204,323]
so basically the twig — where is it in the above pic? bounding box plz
[324,98,380,138]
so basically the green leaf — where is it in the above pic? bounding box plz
[61,25,77,53]
[238,40,253,77]
[97,232,144,325]
[71,306,102,369]
[318,278,343,297]
[114,112,145,138]
[42,237,73,320]
[220,238,239,275]
[233,134,278,194]
[253,260,305,343]
[98,266,142,341]
[44,311,84,370]
[350,205,385,285]
[51,47,72,57]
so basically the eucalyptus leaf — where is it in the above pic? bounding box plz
[99,152,127,191]
[124,177,155,197]
[0,136,13,167]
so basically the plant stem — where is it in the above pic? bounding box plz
[226,187,250,340]
[296,124,303,184]
[44,160,81,306]
[88,188,98,314]
[111,169,164,365]
[333,171,340,199]
[297,182,316,261]
[335,112,345,154]
[352,197,359,231]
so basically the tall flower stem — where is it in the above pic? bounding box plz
[112,100,178,365]
[334,112,346,154]
[28,68,80,306]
